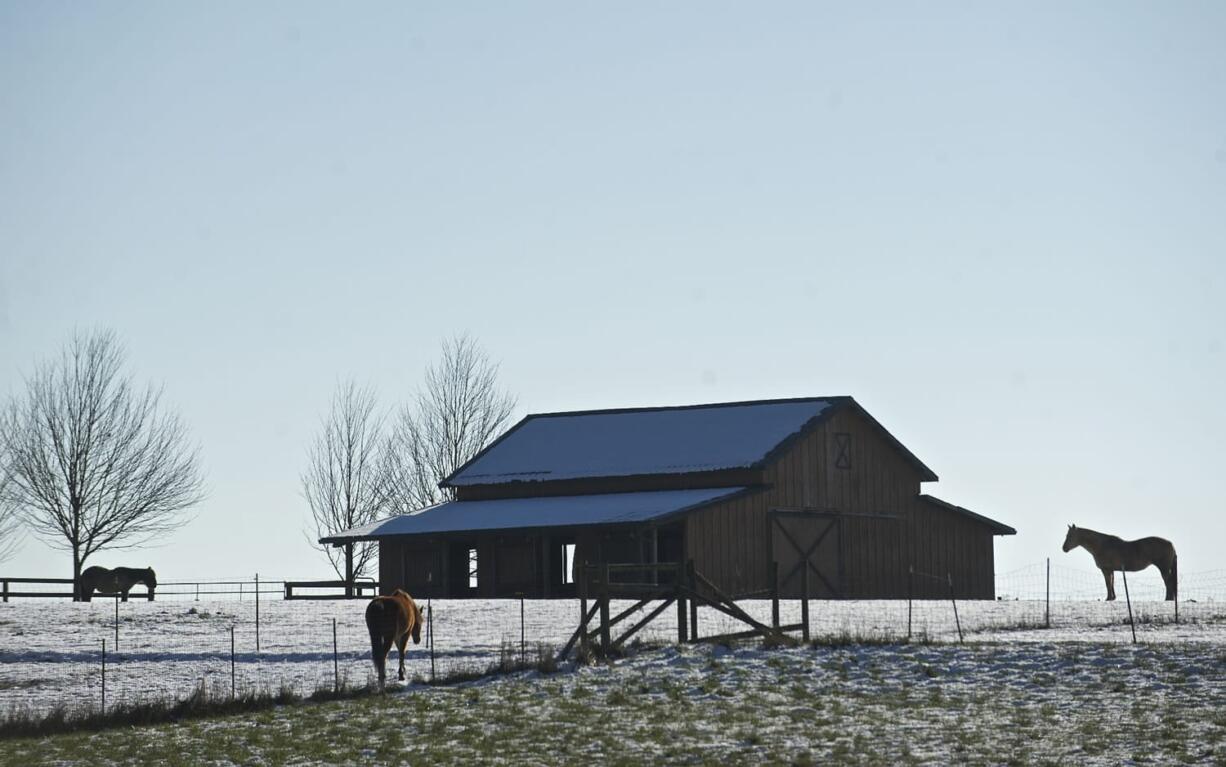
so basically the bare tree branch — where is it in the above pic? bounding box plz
[302,380,385,581]
[0,329,205,596]
[0,461,24,563]
[383,334,517,514]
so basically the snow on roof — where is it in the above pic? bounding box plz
[444,397,838,487]
[320,487,750,542]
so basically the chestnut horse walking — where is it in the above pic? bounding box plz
[1062,524,1177,601]
[365,589,424,688]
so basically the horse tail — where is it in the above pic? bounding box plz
[365,599,392,684]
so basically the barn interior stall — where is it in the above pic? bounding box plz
[322,396,1015,600]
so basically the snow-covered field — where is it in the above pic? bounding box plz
[2,593,1224,717]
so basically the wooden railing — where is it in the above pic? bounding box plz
[283,579,380,600]
[1,577,75,601]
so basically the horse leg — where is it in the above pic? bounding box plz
[121,588,130,603]
[396,632,409,681]
[1102,569,1116,601]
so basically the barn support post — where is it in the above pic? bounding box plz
[770,561,780,630]
[1121,570,1136,644]
[599,563,612,655]
[578,561,590,654]
[687,560,698,642]
[801,558,810,643]
[676,578,688,645]
[947,573,963,644]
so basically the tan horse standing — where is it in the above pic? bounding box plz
[79,566,157,602]
[364,589,424,688]
[1062,524,1177,601]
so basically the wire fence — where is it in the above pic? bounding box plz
[3,562,1225,718]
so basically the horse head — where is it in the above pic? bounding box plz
[1062,524,1077,552]
[411,599,424,645]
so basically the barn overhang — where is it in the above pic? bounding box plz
[919,494,1016,535]
[319,487,751,545]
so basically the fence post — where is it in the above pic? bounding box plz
[801,558,810,643]
[770,561,780,630]
[114,596,120,652]
[676,567,688,645]
[333,617,339,692]
[907,565,913,641]
[428,601,435,683]
[195,582,199,602]
[1045,558,1050,629]
[519,593,526,666]
[2,579,7,603]
[255,573,261,653]
[1121,571,1136,644]
[230,625,236,699]
[947,573,963,644]
[101,639,106,713]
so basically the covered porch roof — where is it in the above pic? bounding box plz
[320,486,751,544]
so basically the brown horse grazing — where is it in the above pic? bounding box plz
[1062,525,1177,601]
[79,566,157,602]
[365,589,424,688]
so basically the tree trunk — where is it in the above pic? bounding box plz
[72,546,82,602]
[344,543,354,598]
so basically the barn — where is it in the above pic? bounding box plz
[322,396,1015,600]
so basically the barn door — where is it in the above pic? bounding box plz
[770,512,842,599]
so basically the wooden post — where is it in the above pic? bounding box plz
[948,573,963,644]
[579,562,590,653]
[230,625,236,699]
[114,596,119,651]
[770,561,780,630]
[599,563,611,655]
[519,593,526,666]
[333,617,339,691]
[907,565,913,641]
[428,602,435,682]
[2,580,7,603]
[676,572,688,645]
[1045,558,1050,629]
[101,639,106,713]
[344,544,354,598]
[255,573,261,653]
[801,559,810,643]
[1122,570,1136,644]
[687,560,698,642]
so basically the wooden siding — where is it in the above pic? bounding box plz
[686,405,1000,599]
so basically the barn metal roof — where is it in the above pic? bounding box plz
[320,487,751,543]
[443,397,842,487]
[919,495,1017,535]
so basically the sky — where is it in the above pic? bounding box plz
[1,2,1224,586]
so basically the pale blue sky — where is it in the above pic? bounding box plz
[2,2,1224,586]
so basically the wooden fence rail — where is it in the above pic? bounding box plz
[1,577,74,601]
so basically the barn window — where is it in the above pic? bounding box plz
[468,548,479,589]
[561,543,576,585]
[834,433,852,470]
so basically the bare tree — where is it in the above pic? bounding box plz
[0,464,24,563]
[0,329,204,598]
[383,335,516,513]
[302,380,385,591]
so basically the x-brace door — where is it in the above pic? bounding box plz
[770,511,842,598]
